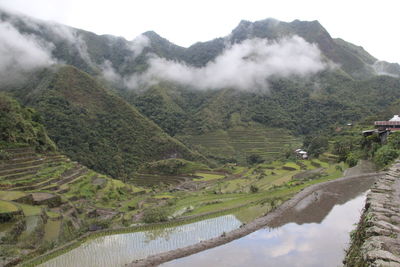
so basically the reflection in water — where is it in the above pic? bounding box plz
[269,176,375,227]
[162,192,367,267]
[39,215,241,267]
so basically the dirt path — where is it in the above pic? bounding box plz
[128,171,382,267]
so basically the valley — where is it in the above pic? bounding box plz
[0,5,400,267]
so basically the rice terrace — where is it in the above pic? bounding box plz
[1,1,400,266]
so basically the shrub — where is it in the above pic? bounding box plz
[310,161,321,168]
[246,154,264,165]
[250,185,259,193]
[346,152,359,167]
[282,166,296,171]
[374,145,399,167]
[143,206,169,223]
[0,150,10,160]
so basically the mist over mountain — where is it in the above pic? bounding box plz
[1,8,399,89]
[1,8,400,172]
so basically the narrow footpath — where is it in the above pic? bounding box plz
[344,160,400,267]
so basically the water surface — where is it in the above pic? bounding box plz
[162,191,368,267]
[40,215,241,267]
[40,174,375,267]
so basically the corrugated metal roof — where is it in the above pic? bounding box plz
[389,115,400,121]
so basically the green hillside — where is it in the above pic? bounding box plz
[2,8,400,173]
[180,124,301,164]
[0,93,55,152]
[9,66,200,179]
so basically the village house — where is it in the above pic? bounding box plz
[362,115,400,143]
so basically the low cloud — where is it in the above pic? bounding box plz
[0,11,327,92]
[0,20,55,85]
[126,36,327,90]
[100,60,122,83]
[372,60,400,77]
[44,22,95,67]
[128,34,150,57]
[98,35,150,84]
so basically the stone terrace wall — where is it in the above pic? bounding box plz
[344,161,400,267]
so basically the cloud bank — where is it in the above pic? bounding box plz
[0,11,326,92]
[0,20,54,84]
[129,34,150,56]
[126,36,327,90]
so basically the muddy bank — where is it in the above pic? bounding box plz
[344,161,400,267]
[129,172,382,267]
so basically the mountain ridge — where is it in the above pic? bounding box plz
[1,8,400,167]
[1,8,399,81]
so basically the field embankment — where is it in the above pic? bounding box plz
[130,171,381,267]
[344,161,400,267]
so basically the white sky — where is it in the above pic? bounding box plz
[0,0,399,63]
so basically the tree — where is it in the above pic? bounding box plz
[388,132,400,149]
[246,154,264,165]
[374,145,399,167]
[250,185,259,193]
[305,135,329,157]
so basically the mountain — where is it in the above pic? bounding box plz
[0,93,56,152]
[1,9,397,81]
[1,8,400,167]
[3,66,200,178]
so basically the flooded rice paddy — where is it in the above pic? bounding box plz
[40,174,375,267]
[39,215,242,267]
[162,192,367,267]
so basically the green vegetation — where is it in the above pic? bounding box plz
[0,93,55,151]
[2,10,400,266]
[332,127,400,168]
[179,124,301,164]
[194,172,225,181]
[138,158,209,175]
[11,66,200,179]
[143,206,170,223]
[0,200,20,214]
[0,191,27,201]
[18,204,42,216]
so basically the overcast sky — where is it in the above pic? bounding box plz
[0,0,399,63]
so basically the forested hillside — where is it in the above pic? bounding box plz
[0,94,55,152]
[4,66,199,178]
[1,8,400,174]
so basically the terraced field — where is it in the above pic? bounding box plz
[0,147,88,193]
[130,174,190,187]
[183,125,301,164]
[0,147,146,265]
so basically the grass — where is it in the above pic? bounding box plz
[43,219,61,242]
[282,162,301,170]
[1,138,352,267]
[183,124,301,164]
[0,191,27,201]
[221,179,249,193]
[194,172,225,181]
[0,200,20,213]
[232,166,246,175]
[18,203,42,216]
[153,194,175,199]
[233,203,272,224]
[46,211,61,219]
[20,157,351,267]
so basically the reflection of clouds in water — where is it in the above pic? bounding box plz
[163,244,254,267]
[265,233,312,258]
[163,193,367,267]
